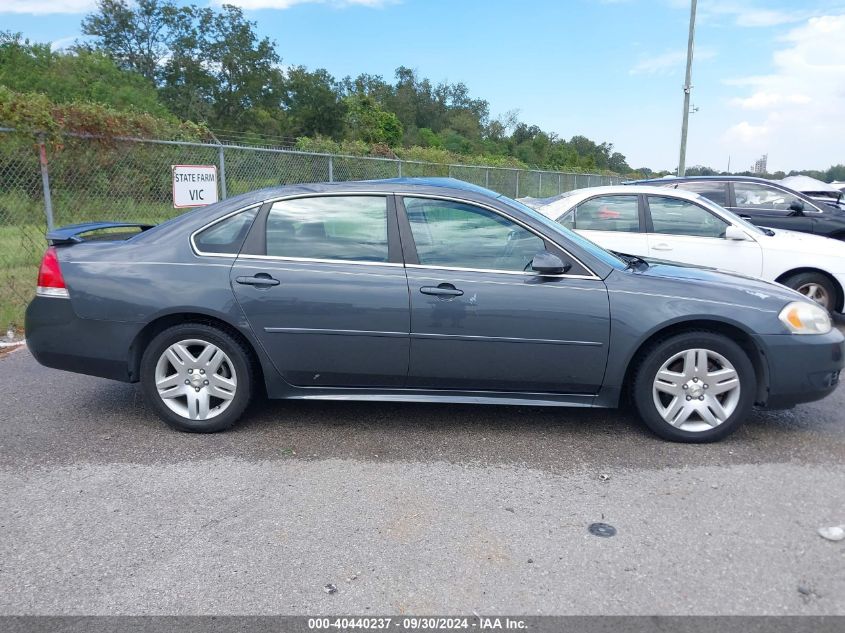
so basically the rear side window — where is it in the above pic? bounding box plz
[673,181,728,207]
[266,196,388,262]
[193,207,259,255]
[571,195,639,232]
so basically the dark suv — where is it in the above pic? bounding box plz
[630,176,845,240]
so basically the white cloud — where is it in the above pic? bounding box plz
[722,121,769,144]
[0,0,395,13]
[629,47,715,75]
[50,35,79,51]
[721,14,845,170]
[666,0,832,28]
[212,0,396,9]
[0,0,95,14]
[730,91,811,109]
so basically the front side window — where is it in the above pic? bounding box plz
[194,207,259,254]
[569,195,639,232]
[734,183,802,211]
[404,197,544,272]
[674,181,728,207]
[648,196,729,238]
[266,196,388,262]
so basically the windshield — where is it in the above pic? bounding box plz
[499,195,627,269]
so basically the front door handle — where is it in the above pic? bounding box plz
[236,274,280,287]
[420,283,464,297]
[652,243,673,251]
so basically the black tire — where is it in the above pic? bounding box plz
[140,323,254,433]
[632,331,756,443]
[780,272,837,312]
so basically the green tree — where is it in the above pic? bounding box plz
[0,32,166,115]
[283,67,346,138]
[81,0,179,82]
[344,94,403,146]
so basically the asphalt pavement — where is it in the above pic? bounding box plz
[1,343,843,615]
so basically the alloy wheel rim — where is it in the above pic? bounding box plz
[652,348,741,432]
[154,339,237,421]
[796,282,830,309]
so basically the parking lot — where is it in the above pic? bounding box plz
[1,336,844,616]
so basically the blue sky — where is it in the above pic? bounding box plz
[2,0,844,172]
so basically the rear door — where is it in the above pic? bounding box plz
[559,194,649,257]
[645,195,763,276]
[399,195,610,394]
[230,194,411,388]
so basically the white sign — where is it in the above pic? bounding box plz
[172,165,218,208]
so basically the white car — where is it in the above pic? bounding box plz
[524,185,845,312]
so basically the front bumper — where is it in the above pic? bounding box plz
[756,328,844,409]
[25,295,138,382]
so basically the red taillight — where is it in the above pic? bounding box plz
[36,247,69,297]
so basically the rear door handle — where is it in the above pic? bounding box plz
[236,274,280,287]
[420,284,464,297]
[652,243,673,251]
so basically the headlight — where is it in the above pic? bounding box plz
[778,301,832,335]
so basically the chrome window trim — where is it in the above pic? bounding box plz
[189,190,601,279]
[237,254,403,268]
[190,203,263,258]
[405,263,597,280]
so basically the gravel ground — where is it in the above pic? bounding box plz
[1,344,843,615]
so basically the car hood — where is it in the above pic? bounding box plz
[633,258,805,306]
[757,227,845,256]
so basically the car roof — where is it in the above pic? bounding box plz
[631,175,787,185]
[547,184,707,202]
[230,177,502,200]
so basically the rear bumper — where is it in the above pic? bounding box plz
[25,296,137,382]
[756,329,844,409]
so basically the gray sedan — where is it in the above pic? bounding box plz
[25,178,845,442]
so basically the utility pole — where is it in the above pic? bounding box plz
[677,0,697,176]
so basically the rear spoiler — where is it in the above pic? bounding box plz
[46,222,155,245]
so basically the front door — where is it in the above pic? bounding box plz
[231,194,410,388]
[399,196,610,394]
[729,182,814,233]
[645,195,763,276]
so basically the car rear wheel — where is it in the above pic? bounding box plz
[632,332,756,443]
[780,272,836,312]
[140,323,254,432]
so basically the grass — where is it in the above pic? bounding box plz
[0,224,44,330]
[0,189,192,330]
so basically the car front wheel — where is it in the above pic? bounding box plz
[632,331,756,443]
[140,323,254,432]
[780,272,836,312]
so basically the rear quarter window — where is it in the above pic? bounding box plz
[193,207,259,255]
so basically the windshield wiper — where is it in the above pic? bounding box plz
[762,228,775,236]
[612,251,649,270]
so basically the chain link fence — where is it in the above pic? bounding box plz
[0,129,623,330]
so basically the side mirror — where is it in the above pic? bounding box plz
[531,250,571,275]
[789,199,805,214]
[725,225,751,241]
